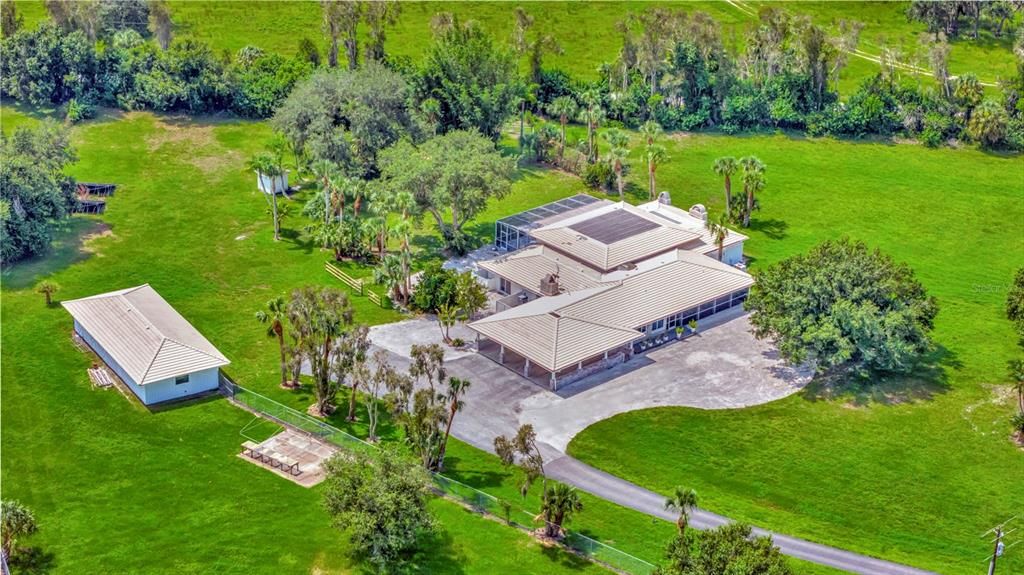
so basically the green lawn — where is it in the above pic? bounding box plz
[568,131,1024,574]
[11,0,1018,95]
[4,99,1022,574]
[0,108,619,575]
[0,102,867,575]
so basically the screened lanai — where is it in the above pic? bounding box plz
[494,194,607,251]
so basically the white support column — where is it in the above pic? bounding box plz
[578,361,583,370]
[550,372,557,391]
[603,350,609,360]
[499,345,505,363]
[523,358,531,377]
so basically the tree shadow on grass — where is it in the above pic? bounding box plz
[435,455,507,490]
[747,217,788,240]
[1,218,109,290]
[799,344,957,406]
[9,546,56,575]
[404,524,466,575]
[281,227,316,255]
[539,539,599,571]
[148,390,225,415]
[410,233,447,269]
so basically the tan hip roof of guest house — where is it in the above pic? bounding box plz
[62,284,229,385]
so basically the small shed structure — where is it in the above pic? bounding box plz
[62,284,230,405]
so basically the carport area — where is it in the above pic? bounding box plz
[476,336,631,390]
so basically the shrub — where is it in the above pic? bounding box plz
[536,68,577,107]
[1012,412,1024,434]
[230,50,311,119]
[65,98,97,124]
[967,99,1010,149]
[920,113,955,148]
[583,161,614,191]
[721,93,767,133]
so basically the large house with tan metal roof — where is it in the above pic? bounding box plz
[62,284,230,405]
[470,194,752,390]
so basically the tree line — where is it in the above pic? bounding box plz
[3,2,1022,150]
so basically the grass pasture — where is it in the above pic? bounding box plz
[567,131,1024,574]
[0,107,618,575]
[2,94,1022,575]
[9,0,1020,95]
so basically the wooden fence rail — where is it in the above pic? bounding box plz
[324,261,363,295]
[324,261,390,308]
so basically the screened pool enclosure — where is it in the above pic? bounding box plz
[494,194,604,251]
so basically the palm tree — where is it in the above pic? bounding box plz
[602,128,630,201]
[256,296,291,388]
[1,500,38,560]
[539,483,584,538]
[516,83,538,150]
[365,204,390,259]
[645,143,668,200]
[547,96,578,158]
[312,160,338,247]
[712,156,738,216]
[579,91,605,163]
[664,486,698,534]
[739,156,765,228]
[248,153,283,241]
[436,376,471,470]
[373,253,405,304]
[332,174,354,223]
[392,190,416,306]
[705,211,730,261]
[639,119,662,146]
[36,279,59,306]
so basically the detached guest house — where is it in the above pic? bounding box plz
[471,194,753,390]
[63,284,230,405]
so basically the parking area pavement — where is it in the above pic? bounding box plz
[366,309,811,456]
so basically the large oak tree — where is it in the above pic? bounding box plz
[745,239,938,374]
[379,130,514,254]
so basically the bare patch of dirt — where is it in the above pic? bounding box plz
[190,149,242,175]
[146,120,218,152]
[81,222,116,255]
[667,132,693,142]
[145,116,244,175]
[960,384,1016,436]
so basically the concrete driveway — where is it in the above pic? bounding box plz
[368,307,811,455]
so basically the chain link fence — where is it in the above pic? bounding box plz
[220,375,375,455]
[221,377,656,575]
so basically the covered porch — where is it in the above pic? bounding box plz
[476,335,632,391]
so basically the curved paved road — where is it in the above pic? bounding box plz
[545,455,936,575]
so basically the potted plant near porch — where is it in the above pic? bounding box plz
[675,326,684,340]
[687,319,699,335]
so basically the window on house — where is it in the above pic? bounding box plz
[499,278,511,295]
[175,374,190,385]
[651,319,665,332]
